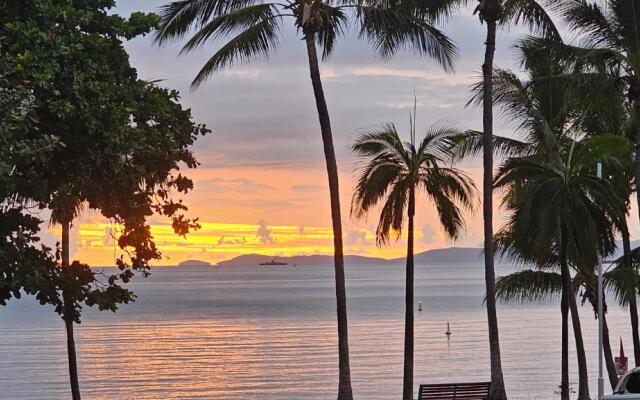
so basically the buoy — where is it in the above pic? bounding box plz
[418,301,423,311]
[445,322,452,336]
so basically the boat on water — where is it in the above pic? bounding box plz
[259,258,288,266]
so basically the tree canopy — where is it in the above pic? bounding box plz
[0,0,210,322]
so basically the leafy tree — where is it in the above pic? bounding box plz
[495,234,636,391]
[427,2,562,396]
[580,81,640,368]
[455,44,593,399]
[154,1,458,397]
[351,118,475,399]
[494,135,628,398]
[0,59,60,310]
[1,2,209,399]
[525,0,640,368]
[545,0,640,223]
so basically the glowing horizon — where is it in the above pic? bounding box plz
[65,220,449,266]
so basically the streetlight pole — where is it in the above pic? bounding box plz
[598,161,605,400]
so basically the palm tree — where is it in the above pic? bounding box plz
[155,1,459,397]
[351,119,476,400]
[493,215,576,400]
[527,0,640,365]
[579,80,640,368]
[472,4,559,397]
[494,180,588,400]
[549,0,640,219]
[455,44,589,399]
[494,135,628,399]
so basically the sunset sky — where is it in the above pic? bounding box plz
[45,1,640,266]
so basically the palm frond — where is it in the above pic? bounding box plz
[155,0,264,44]
[178,4,280,54]
[496,269,563,303]
[316,4,348,59]
[190,15,282,88]
[519,35,628,72]
[604,264,640,308]
[503,0,562,41]
[351,158,404,219]
[570,134,631,172]
[375,179,408,245]
[351,123,410,164]
[559,0,620,48]
[356,5,458,71]
[450,130,531,160]
[420,167,475,239]
[609,0,640,62]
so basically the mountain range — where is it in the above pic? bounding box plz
[215,247,483,266]
[185,240,640,267]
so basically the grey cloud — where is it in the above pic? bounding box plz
[256,219,274,244]
[117,2,537,174]
[422,224,437,245]
[345,229,367,246]
[216,236,247,246]
[197,177,276,193]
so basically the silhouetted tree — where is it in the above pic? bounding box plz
[0,3,209,399]
[155,1,458,397]
[351,119,475,399]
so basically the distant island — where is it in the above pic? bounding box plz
[215,247,484,267]
[217,253,389,266]
[162,244,640,268]
[390,247,483,264]
[178,259,214,267]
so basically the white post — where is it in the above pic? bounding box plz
[598,161,605,400]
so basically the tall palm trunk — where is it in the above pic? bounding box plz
[559,227,590,400]
[622,221,640,366]
[403,187,416,400]
[603,305,619,389]
[569,297,590,400]
[482,17,507,400]
[62,220,82,400]
[561,287,569,400]
[304,33,353,400]
[635,98,640,233]
[586,287,619,390]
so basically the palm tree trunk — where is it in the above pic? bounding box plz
[304,33,353,400]
[559,227,590,400]
[402,187,416,400]
[586,285,619,390]
[62,220,82,400]
[635,98,640,232]
[622,221,640,366]
[602,305,620,389]
[561,288,569,400]
[569,292,590,400]
[482,17,507,400]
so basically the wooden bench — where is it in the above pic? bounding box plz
[417,382,492,400]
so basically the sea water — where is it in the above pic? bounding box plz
[0,263,631,399]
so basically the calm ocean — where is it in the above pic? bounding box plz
[0,262,633,399]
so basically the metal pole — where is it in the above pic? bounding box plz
[598,161,605,400]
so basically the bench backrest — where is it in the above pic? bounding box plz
[417,382,492,400]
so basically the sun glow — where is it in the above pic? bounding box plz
[69,221,406,266]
